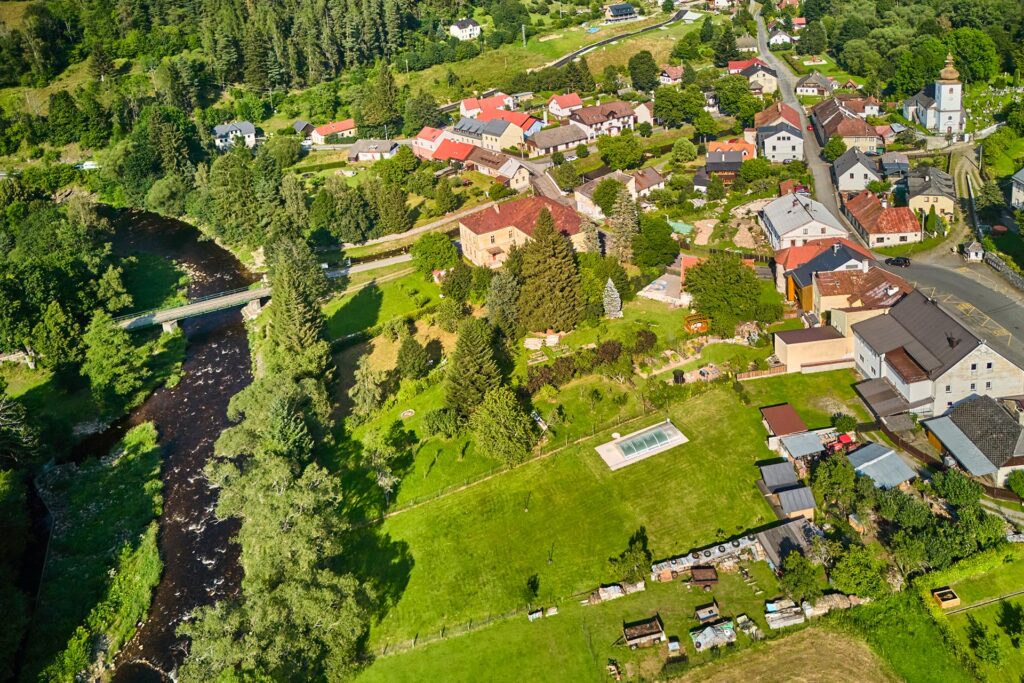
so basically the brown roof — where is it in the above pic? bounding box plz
[845,191,921,235]
[691,566,718,582]
[459,196,582,237]
[623,615,664,640]
[885,346,929,383]
[775,326,844,344]
[660,64,685,80]
[570,101,636,126]
[812,99,879,139]
[760,404,808,436]
[834,94,880,115]
[814,267,912,307]
[755,102,801,129]
[466,146,513,171]
[774,237,873,271]
[631,167,665,192]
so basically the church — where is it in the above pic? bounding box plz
[902,54,966,136]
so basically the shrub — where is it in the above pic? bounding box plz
[596,340,623,364]
[831,412,857,433]
[633,329,657,354]
[423,408,462,438]
[526,364,555,393]
[381,317,411,341]
[550,356,577,385]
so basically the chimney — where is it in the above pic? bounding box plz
[886,285,899,296]
[832,243,840,254]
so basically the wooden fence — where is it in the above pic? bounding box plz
[735,365,787,381]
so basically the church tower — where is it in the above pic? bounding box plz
[933,53,963,135]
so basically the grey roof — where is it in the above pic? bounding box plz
[529,125,587,150]
[944,395,1024,467]
[847,442,916,489]
[761,193,847,238]
[796,71,833,92]
[906,166,955,201]
[851,290,979,380]
[706,150,744,172]
[213,121,255,137]
[693,168,710,187]
[453,117,511,139]
[760,461,799,492]
[787,243,870,288]
[348,139,399,156]
[755,518,813,568]
[608,3,636,16]
[1013,167,1024,184]
[964,240,984,254]
[293,120,311,133]
[881,152,909,166]
[924,415,997,476]
[904,84,937,111]
[741,63,777,79]
[453,18,479,29]
[779,431,825,458]
[575,171,632,200]
[833,148,880,179]
[757,121,803,142]
[778,486,816,514]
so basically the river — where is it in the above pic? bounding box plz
[92,211,255,682]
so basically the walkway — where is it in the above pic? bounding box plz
[342,202,494,248]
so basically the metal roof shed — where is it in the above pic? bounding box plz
[847,442,916,489]
[777,486,816,515]
[779,432,825,459]
[760,461,799,492]
[922,416,998,476]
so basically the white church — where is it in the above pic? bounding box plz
[902,54,966,136]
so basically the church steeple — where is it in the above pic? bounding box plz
[939,53,960,83]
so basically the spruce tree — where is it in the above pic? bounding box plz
[517,209,581,332]
[607,192,639,264]
[266,239,332,380]
[580,219,601,253]
[714,26,739,68]
[397,335,430,380]
[444,318,500,417]
[486,270,522,338]
[603,278,623,319]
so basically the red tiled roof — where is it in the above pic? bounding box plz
[417,126,445,142]
[548,93,583,108]
[773,237,873,270]
[845,191,921,235]
[460,196,582,237]
[660,65,685,80]
[478,108,539,132]
[708,139,755,157]
[876,206,919,235]
[463,92,510,112]
[314,118,356,136]
[814,267,912,306]
[755,102,801,129]
[432,139,474,162]
[793,17,807,25]
[728,58,767,73]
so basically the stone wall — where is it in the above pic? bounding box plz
[984,252,1024,293]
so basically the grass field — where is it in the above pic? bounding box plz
[874,232,950,258]
[741,370,870,426]
[322,271,441,339]
[358,563,782,682]
[120,252,190,313]
[948,597,1024,682]
[358,386,778,646]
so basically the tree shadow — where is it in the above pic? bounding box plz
[326,281,383,340]
[423,339,443,366]
[338,524,413,626]
[997,600,1024,648]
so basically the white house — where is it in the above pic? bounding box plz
[853,290,1024,419]
[1012,167,1024,210]
[759,193,848,249]
[213,121,256,150]
[450,18,481,41]
[548,93,584,119]
[903,54,965,136]
[347,139,399,162]
[311,118,357,145]
[832,148,880,193]
[844,190,922,248]
[741,63,778,95]
[633,101,654,126]
[659,65,685,85]
[460,92,513,119]
[768,29,794,46]
[795,71,834,97]
[757,122,803,163]
[568,102,636,139]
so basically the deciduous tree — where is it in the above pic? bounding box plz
[470,386,537,467]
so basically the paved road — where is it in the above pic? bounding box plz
[342,202,496,248]
[753,8,839,219]
[118,286,272,330]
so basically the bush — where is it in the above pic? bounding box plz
[550,355,577,385]
[423,408,462,438]
[596,340,623,364]
[633,329,657,354]
[526,364,556,393]
[381,317,412,341]
[435,298,467,332]
[831,412,857,433]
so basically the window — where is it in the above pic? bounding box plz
[945,385,951,393]
[970,383,976,391]
[489,235,495,244]
[970,363,977,372]
[899,236,908,242]
[986,362,993,370]
[985,381,992,390]
[947,402,953,408]
[875,237,884,244]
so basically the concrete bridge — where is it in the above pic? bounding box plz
[115,285,271,331]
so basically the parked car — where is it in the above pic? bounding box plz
[885,256,911,268]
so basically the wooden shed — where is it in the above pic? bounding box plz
[690,565,719,588]
[623,615,666,649]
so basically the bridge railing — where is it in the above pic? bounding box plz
[112,285,267,323]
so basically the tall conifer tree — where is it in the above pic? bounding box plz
[517,209,581,332]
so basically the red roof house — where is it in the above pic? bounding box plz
[728,58,768,75]
[311,118,356,143]
[458,196,586,268]
[431,138,475,162]
[548,93,584,117]
[843,191,922,246]
[755,102,801,130]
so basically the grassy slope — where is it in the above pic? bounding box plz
[365,387,778,646]
[322,272,441,339]
[120,252,189,313]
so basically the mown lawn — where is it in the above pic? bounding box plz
[120,252,189,313]
[948,597,1024,683]
[360,387,776,647]
[323,272,441,339]
[358,562,782,683]
[741,369,870,426]
[875,232,950,258]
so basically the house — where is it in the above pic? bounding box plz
[569,102,637,139]
[704,90,720,114]
[844,190,922,247]
[707,0,732,10]
[465,147,531,191]
[903,54,965,135]
[756,102,801,130]
[905,167,956,221]
[708,139,756,159]
[755,517,814,570]
[311,119,357,145]
[430,138,475,163]
[659,65,685,85]
[632,167,666,198]
[760,461,799,493]
[795,71,834,97]
[761,404,808,449]
[213,121,256,150]
[810,98,882,153]
[575,171,636,220]
[847,442,917,489]
[792,17,807,29]
[741,62,778,94]
[478,109,543,138]
[727,58,768,75]
[605,3,637,22]
[633,101,654,127]
[834,94,881,119]
[778,238,873,302]
[693,167,711,193]
[768,28,794,46]
[346,139,399,162]
[963,240,984,262]
[292,120,314,137]
[458,196,587,268]
[1012,168,1024,209]
[777,486,816,520]
[812,267,912,322]
[413,126,447,160]
[623,615,666,648]
[705,151,744,182]
[460,92,513,118]
[736,34,759,52]
[757,123,803,164]
[774,326,851,373]
[833,148,881,193]
[548,93,584,119]
[852,290,1024,418]
[527,125,588,156]
[690,620,736,651]
[923,395,1024,487]
[777,0,799,8]
[760,193,848,250]
[451,116,523,152]
[880,152,910,178]
[449,18,481,41]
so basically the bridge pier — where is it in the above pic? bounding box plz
[161,320,179,334]
[242,299,265,321]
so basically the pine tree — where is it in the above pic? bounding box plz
[486,270,521,338]
[603,278,623,319]
[266,239,331,379]
[397,335,430,380]
[581,219,601,253]
[88,44,113,82]
[349,355,386,419]
[607,192,639,264]
[578,58,596,91]
[517,209,581,332]
[700,15,716,43]
[444,318,500,417]
[433,178,458,214]
[714,26,739,68]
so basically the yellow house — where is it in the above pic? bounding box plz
[906,167,956,221]
[458,196,588,268]
[773,326,853,373]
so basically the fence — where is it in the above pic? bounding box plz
[735,365,787,381]
[983,252,1024,294]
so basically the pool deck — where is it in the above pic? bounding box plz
[594,419,689,471]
